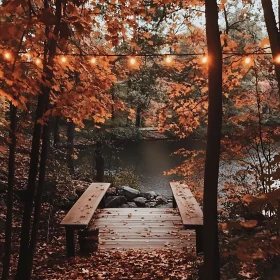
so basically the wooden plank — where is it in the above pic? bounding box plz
[99,244,194,250]
[99,225,184,232]
[98,208,177,214]
[99,239,194,244]
[100,234,196,240]
[170,182,203,226]
[94,222,177,227]
[95,216,182,221]
[61,183,110,227]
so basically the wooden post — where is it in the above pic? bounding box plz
[66,227,75,257]
[196,226,203,254]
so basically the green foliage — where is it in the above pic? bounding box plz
[106,168,140,190]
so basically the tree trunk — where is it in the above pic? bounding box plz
[111,86,115,122]
[203,0,223,279]
[136,106,142,127]
[53,116,60,146]
[15,92,45,279]
[67,121,75,174]
[15,1,62,278]
[1,104,17,280]
[261,0,280,91]
[95,141,104,182]
[26,91,50,280]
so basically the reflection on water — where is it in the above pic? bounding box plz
[100,139,206,196]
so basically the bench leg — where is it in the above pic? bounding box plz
[173,195,177,208]
[195,226,203,254]
[66,228,75,257]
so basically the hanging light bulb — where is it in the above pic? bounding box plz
[244,56,252,64]
[90,57,97,64]
[35,58,41,65]
[201,55,208,64]
[4,51,12,60]
[60,56,67,63]
[275,55,280,64]
[129,57,136,65]
[165,56,173,64]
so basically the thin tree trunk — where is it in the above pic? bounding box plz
[53,116,60,145]
[26,90,50,279]
[1,28,25,280]
[261,0,280,91]
[1,104,17,280]
[203,0,223,279]
[15,89,45,279]
[67,121,75,174]
[136,106,142,127]
[16,0,62,278]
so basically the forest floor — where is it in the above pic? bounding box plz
[1,131,280,279]
[0,201,202,280]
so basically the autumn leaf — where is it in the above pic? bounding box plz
[240,220,258,228]
[0,145,6,155]
[260,38,270,48]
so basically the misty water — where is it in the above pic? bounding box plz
[80,139,206,196]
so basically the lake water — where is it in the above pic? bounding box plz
[100,139,206,196]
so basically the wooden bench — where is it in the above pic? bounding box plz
[170,182,203,254]
[60,182,110,257]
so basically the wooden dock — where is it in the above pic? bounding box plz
[89,208,196,250]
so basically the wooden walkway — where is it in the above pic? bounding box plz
[89,208,196,250]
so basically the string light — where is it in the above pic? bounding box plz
[201,56,208,64]
[3,51,11,60]
[244,56,252,64]
[60,56,67,63]
[275,55,280,64]
[165,56,173,64]
[129,57,136,65]
[3,50,277,68]
[35,58,41,65]
[90,57,96,64]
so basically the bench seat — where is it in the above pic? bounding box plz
[60,182,110,256]
[170,182,203,253]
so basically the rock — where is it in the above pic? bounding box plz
[156,202,173,208]
[0,170,8,180]
[0,181,7,193]
[0,173,7,182]
[75,185,88,196]
[106,187,117,196]
[57,199,75,210]
[0,199,6,207]
[120,203,129,208]
[155,195,168,205]
[118,186,140,200]
[145,201,157,208]
[127,202,137,208]
[133,197,147,207]
[104,169,116,176]
[141,191,157,200]
[68,193,78,202]
[105,196,127,208]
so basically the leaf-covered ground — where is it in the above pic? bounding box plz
[32,249,200,280]
[0,201,201,280]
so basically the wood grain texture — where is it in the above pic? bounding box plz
[89,208,196,250]
[60,183,110,227]
[170,182,203,227]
